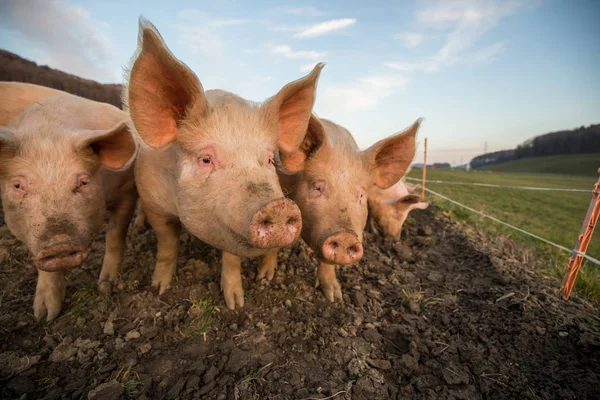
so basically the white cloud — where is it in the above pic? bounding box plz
[417,0,532,71]
[283,7,326,17]
[175,9,253,57]
[0,0,118,82]
[467,41,506,64]
[392,33,425,48]
[293,18,357,38]
[299,62,319,72]
[270,45,326,60]
[209,19,250,27]
[176,25,223,57]
[384,61,428,72]
[318,75,407,115]
[260,76,273,82]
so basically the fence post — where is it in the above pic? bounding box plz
[421,137,427,201]
[560,168,600,299]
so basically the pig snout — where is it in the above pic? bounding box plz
[248,198,302,248]
[322,231,364,264]
[34,235,89,272]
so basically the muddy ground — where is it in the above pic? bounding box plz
[0,205,599,400]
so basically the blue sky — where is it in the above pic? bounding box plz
[0,0,598,164]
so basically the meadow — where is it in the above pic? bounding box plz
[407,165,600,301]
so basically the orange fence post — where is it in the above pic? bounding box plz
[421,137,427,201]
[560,168,600,299]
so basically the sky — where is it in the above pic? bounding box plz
[0,0,598,165]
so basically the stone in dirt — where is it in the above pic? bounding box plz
[0,352,41,378]
[49,343,78,362]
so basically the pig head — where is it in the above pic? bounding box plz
[124,18,323,304]
[368,179,429,238]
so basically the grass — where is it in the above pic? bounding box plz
[185,296,218,337]
[407,167,600,302]
[62,283,99,318]
[478,153,600,177]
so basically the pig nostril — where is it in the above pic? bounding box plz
[286,216,298,225]
[330,241,339,249]
[348,245,359,254]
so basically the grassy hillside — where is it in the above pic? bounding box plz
[407,168,600,301]
[477,153,599,177]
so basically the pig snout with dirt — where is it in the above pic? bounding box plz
[258,116,421,302]
[0,83,138,321]
[124,18,323,309]
[368,179,429,238]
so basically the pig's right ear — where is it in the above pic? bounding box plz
[279,114,326,173]
[126,17,206,149]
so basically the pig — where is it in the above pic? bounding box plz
[0,82,138,321]
[258,116,421,302]
[123,18,323,309]
[368,178,429,238]
[0,82,63,125]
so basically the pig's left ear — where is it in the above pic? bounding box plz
[264,63,325,155]
[396,195,429,211]
[75,121,137,169]
[363,119,422,189]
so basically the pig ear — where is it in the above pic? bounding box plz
[76,121,137,169]
[279,114,326,173]
[264,63,325,154]
[0,127,18,153]
[395,195,429,211]
[126,17,206,149]
[363,118,422,189]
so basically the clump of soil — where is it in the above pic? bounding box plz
[0,206,599,399]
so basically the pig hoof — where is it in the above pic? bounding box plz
[256,265,275,281]
[33,293,63,322]
[315,277,343,303]
[98,281,113,295]
[151,275,172,295]
[222,281,245,310]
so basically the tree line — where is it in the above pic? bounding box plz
[471,124,600,168]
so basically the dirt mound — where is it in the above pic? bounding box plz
[1,206,599,399]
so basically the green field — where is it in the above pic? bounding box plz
[478,153,599,177]
[406,168,600,301]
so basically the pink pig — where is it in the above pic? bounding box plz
[258,115,422,301]
[368,178,429,238]
[124,18,323,309]
[0,82,138,321]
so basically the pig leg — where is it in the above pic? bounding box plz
[221,252,244,309]
[98,188,138,294]
[130,201,147,234]
[316,262,343,302]
[33,270,66,322]
[257,248,278,281]
[144,208,181,295]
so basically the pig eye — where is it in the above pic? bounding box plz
[310,180,326,198]
[11,180,26,193]
[76,175,90,191]
[268,157,275,166]
[200,156,213,165]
